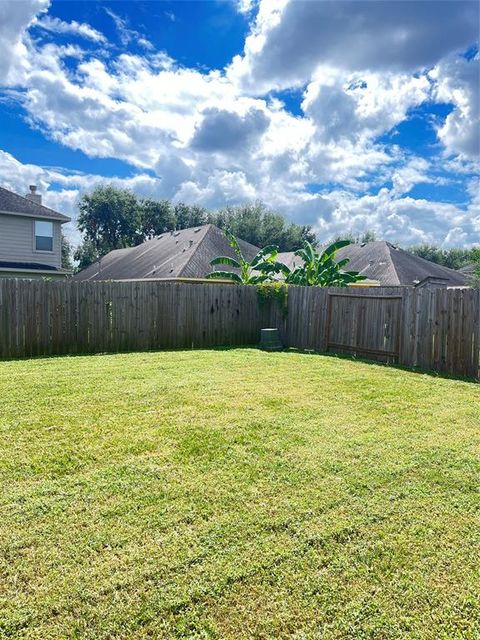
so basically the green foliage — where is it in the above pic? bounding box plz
[256,281,289,316]
[61,233,73,271]
[208,202,317,250]
[175,202,208,229]
[332,229,377,244]
[73,238,101,272]
[407,244,480,270]
[77,185,144,256]
[206,230,279,285]
[141,199,176,237]
[266,240,367,287]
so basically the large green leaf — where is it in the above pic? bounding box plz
[210,256,241,268]
[255,261,290,276]
[335,258,351,270]
[320,240,351,262]
[205,271,243,283]
[251,245,279,267]
[249,274,271,284]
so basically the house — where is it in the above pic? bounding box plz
[73,224,259,281]
[0,185,71,279]
[277,241,467,287]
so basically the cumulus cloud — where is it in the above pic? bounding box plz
[303,69,431,144]
[229,0,478,92]
[0,0,49,83]
[318,187,478,247]
[190,106,270,152]
[432,55,480,160]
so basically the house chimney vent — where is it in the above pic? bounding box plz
[26,185,42,205]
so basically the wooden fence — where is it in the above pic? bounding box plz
[0,279,479,379]
[274,286,480,379]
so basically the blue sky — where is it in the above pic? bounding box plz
[0,0,478,246]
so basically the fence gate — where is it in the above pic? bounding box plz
[325,292,403,363]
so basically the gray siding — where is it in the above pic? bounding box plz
[0,213,62,268]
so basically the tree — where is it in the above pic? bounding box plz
[360,229,377,243]
[77,186,144,256]
[265,240,367,287]
[174,202,208,229]
[407,245,480,270]
[61,234,73,271]
[141,199,175,238]
[206,231,279,284]
[209,202,317,251]
[332,229,377,244]
[73,239,101,272]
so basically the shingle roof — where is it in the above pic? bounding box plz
[278,241,466,287]
[458,263,477,276]
[75,233,467,287]
[0,186,71,222]
[74,225,260,281]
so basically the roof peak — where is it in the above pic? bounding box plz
[0,185,70,222]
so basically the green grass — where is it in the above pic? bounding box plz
[0,349,479,640]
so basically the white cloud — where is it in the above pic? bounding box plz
[303,69,431,144]
[431,55,480,160]
[317,188,479,247]
[35,15,107,43]
[235,0,257,15]
[229,0,478,93]
[0,0,49,83]
[104,7,154,50]
[391,157,432,196]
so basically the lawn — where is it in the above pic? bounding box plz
[0,349,479,640]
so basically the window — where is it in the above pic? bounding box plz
[35,220,53,252]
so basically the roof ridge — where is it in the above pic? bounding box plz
[178,224,213,277]
[380,242,402,285]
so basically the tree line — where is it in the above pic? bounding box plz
[71,186,316,270]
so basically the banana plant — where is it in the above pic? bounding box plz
[206,230,280,284]
[263,240,367,287]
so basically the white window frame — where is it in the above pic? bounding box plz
[34,220,54,253]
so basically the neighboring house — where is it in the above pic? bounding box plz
[74,224,259,281]
[74,228,467,288]
[0,185,71,279]
[278,241,467,287]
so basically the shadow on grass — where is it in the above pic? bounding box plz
[1,343,478,385]
[282,347,479,385]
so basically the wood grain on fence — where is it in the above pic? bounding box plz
[0,279,478,379]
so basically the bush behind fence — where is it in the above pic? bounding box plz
[0,279,479,379]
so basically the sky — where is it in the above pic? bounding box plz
[0,0,479,248]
